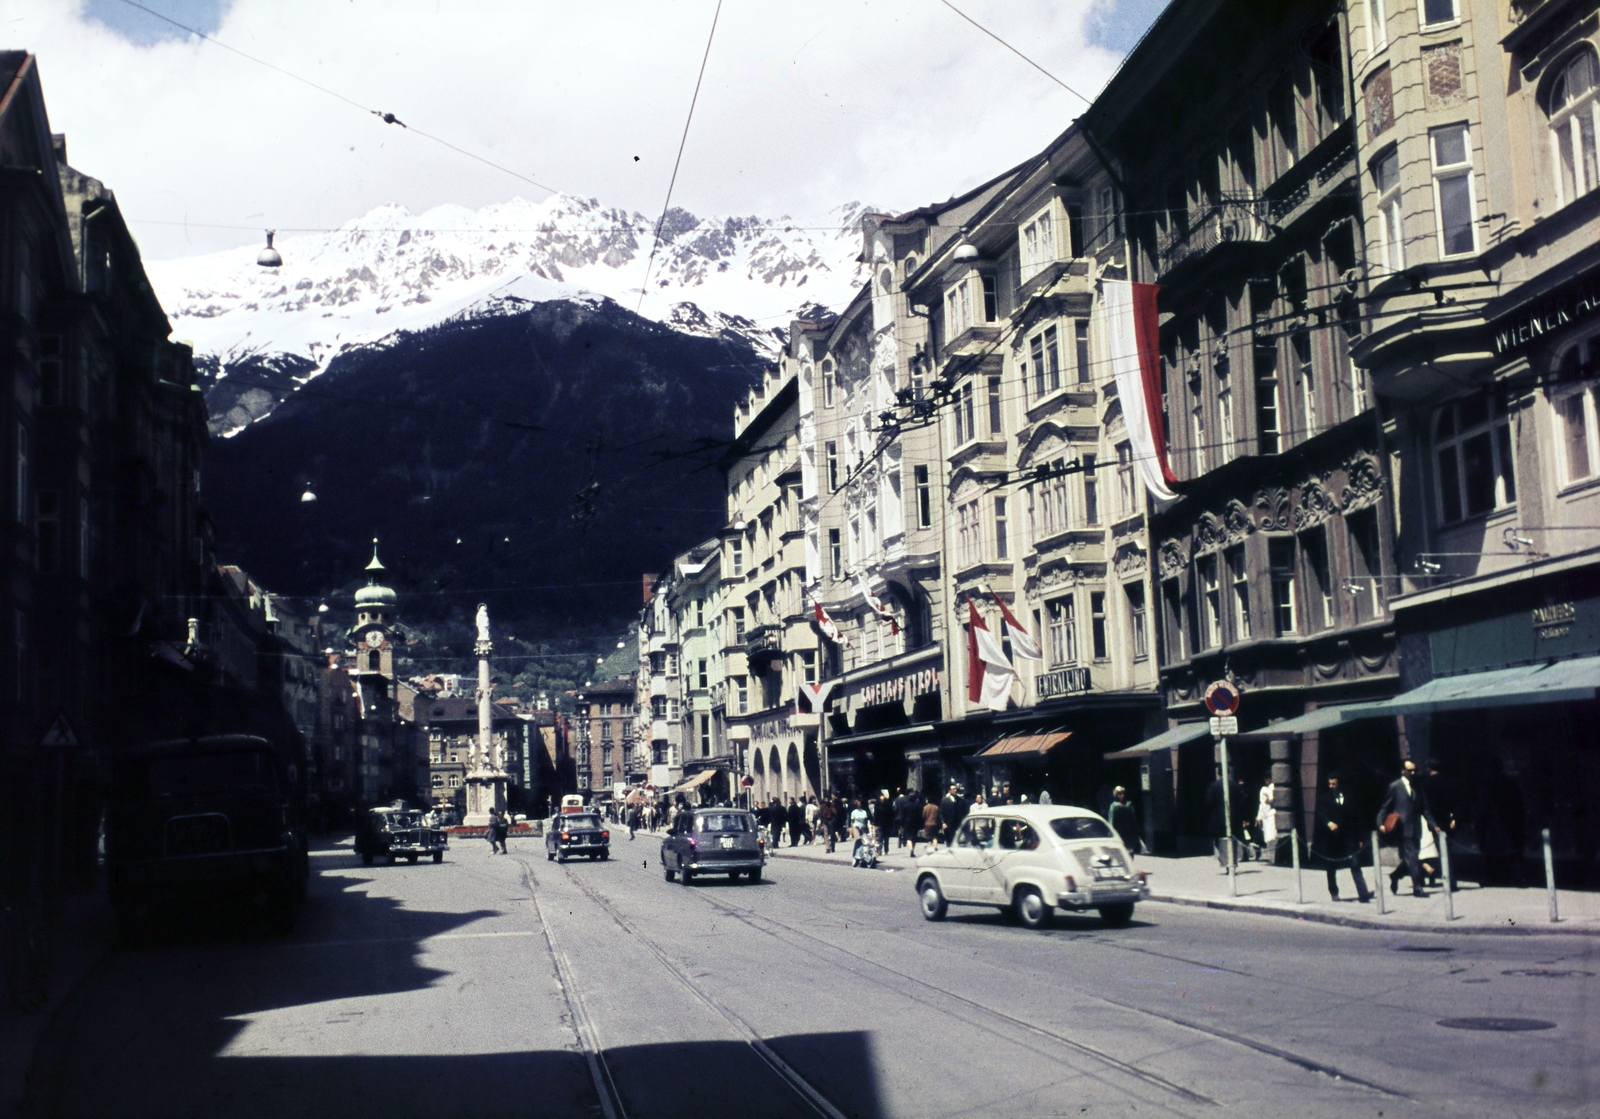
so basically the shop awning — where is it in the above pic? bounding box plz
[670,770,716,794]
[1230,704,1365,740]
[977,731,1071,758]
[1102,722,1208,761]
[1336,656,1600,720]
[828,724,937,749]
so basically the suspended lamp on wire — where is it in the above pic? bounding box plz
[300,488,317,503]
[257,230,283,268]
[952,226,980,262]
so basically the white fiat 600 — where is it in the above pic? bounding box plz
[914,805,1148,929]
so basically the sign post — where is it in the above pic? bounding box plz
[1204,681,1242,897]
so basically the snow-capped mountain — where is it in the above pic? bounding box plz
[147,194,871,433]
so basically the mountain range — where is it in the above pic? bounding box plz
[155,194,870,636]
[147,194,869,435]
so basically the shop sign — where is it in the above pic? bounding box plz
[1035,666,1091,699]
[1492,273,1600,357]
[1533,601,1575,641]
[749,715,789,742]
[848,667,941,710]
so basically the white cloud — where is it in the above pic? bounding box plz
[12,0,1138,262]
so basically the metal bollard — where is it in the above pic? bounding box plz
[1292,827,1304,904]
[1229,837,1238,897]
[1439,829,1455,921]
[1372,830,1386,915]
[1543,828,1559,924]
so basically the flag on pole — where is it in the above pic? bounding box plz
[965,597,1015,712]
[1100,279,1178,502]
[808,590,849,647]
[989,588,1042,661]
[853,571,900,635]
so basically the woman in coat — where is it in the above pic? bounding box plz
[1255,776,1278,861]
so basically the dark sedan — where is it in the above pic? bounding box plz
[661,809,764,884]
[546,812,610,861]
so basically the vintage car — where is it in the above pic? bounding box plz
[913,805,1148,929]
[106,734,309,937]
[545,811,610,861]
[660,809,764,884]
[355,807,448,865]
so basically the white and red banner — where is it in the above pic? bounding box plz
[809,590,849,647]
[797,678,838,713]
[854,571,900,635]
[1100,279,1179,503]
[965,597,1015,712]
[988,589,1043,661]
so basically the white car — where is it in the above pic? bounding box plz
[914,805,1148,929]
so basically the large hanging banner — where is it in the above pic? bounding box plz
[965,598,1015,712]
[1100,279,1179,502]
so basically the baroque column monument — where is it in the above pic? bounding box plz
[463,603,507,825]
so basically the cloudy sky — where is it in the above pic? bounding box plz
[10,0,1167,262]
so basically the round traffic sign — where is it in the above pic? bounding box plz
[1203,680,1241,716]
[741,775,754,787]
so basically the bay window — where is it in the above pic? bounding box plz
[1434,395,1516,523]
[1430,124,1476,257]
[1552,338,1598,487]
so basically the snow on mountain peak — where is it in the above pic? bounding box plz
[148,194,869,378]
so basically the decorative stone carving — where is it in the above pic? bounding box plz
[1223,499,1254,541]
[1113,543,1147,577]
[1252,487,1292,531]
[1158,539,1187,578]
[1292,478,1339,530]
[1340,452,1384,512]
[1196,511,1228,551]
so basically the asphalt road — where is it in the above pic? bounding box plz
[23,834,1598,1118]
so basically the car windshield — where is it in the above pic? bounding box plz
[564,814,601,829]
[1049,816,1115,840]
[385,812,421,828]
[697,813,752,833]
[136,750,279,799]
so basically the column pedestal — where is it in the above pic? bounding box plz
[463,770,507,826]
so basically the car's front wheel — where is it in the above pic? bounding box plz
[360,852,374,866]
[1098,902,1135,927]
[680,867,693,886]
[432,851,444,863]
[663,865,676,881]
[918,876,948,921]
[1014,886,1053,930]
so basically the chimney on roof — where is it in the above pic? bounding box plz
[642,573,658,603]
[51,134,66,164]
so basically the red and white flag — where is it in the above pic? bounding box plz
[988,589,1043,661]
[1100,280,1178,503]
[854,571,900,635]
[809,591,849,647]
[965,597,1015,712]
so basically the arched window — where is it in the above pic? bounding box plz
[1547,49,1599,206]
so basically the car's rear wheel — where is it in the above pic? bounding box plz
[407,855,418,864]
[748,867,761,883]
[360,852,374,866]
[432,851,444,863]
[919,876,948,921]
[680,868,693,886]
[599,850,609,861]
[1098,902,1135,927]
[556,852,567,863]
[663,865,675,882]
[546,849,555,861]
[1014,886,1053,930]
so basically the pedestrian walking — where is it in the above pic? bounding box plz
[921,795,941,851]
[804,795,820,844]
[1205,767,1248,869]
[849,798,870,862]
[1313,771,1371,902]
[873,790,894,852]
[1038,788,1053,805]
[939,784,961,846]
[786,795,805,848]
[1108,786,1141,853]
[820,796,838,853]
[1376,759,1438,897]
[1255,775,1278,862]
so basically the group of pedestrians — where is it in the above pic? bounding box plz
[1313,759,1453,902]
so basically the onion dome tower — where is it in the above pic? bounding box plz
[349,539,399,682]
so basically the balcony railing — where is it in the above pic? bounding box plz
[1156,202,1272,278]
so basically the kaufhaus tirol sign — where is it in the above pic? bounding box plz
[847,668,941,711]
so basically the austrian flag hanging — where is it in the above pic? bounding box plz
[808,590,849,648]
[1099,280,1179,503]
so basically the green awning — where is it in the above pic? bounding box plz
[1338,656,1600,720]
[1230,704,1365,740]
[1103,721,1208,761]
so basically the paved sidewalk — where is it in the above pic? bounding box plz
[0,886,115,1115]
[679,827,1600,936]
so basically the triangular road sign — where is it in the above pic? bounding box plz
[39,710,80,748]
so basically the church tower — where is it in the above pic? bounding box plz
[348,539,399,688]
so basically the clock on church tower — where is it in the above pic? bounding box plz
[349,539,399,680]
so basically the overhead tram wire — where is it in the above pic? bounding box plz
[113,0,560,198]
[634,0,725,323]
[936,0,1094,108]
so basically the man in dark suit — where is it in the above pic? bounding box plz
[1376,759,1438,897]
[1313,771,1371,902]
